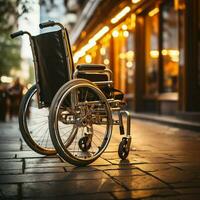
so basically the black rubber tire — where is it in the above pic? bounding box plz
[18,84,56,155]
[118,139,129,160]
[49,79,113,166]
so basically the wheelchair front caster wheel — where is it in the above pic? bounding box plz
[118,138,130,160]
[78,136,91,152]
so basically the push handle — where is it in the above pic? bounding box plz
[10,31,24,39]
[39,20,55,29]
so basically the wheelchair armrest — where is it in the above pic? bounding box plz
[76,64,106,71]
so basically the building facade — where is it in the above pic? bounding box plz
[72,0,200,120]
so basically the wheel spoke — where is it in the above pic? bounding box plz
[51,82,112,165]
[20,85,55,154]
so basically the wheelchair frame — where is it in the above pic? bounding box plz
[11,21,132,166]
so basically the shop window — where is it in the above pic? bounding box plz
[145,11,159,96]
[99,35,111,67]
[90,46,100,64]
[126,31,135,98]
[113,29,126,92]
[113,19,135,97]
[161,1,179,92]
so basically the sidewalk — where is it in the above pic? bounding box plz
[131,112,200,132]
[0,118,200,199]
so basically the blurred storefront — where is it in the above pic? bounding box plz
[71,0,200,119]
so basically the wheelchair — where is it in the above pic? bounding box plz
[11,21,132,166]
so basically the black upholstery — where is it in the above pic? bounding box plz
[32,29,71,106]
[77,72,108,82]
[76,64,106,71]
[76,66,124,100]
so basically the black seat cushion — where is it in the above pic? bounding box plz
[102,87,124,100]
[77,66,124,100]
[76,64,106,71]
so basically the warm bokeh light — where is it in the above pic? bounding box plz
[0,76,13,84]
[85,54,92,63]
[122,24,128,30]
[149,49,179,62]
[104,59,110,65]
[73,40,96,63]
[148,7,159,17]
[100,47,106,55]
[112,30,119,37]
[132,0,141,4]
[89,26,109,42]
[111,6,131,24]
[123,30,129,37]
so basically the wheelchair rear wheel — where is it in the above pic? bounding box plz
[49,79,113,166]
[19,84,56,155]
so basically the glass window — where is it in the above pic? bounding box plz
[99,35,111,67]
[113,18,135,96]
[126,31,135,97]
[162,1,179,92]
[113,29,126,92]
[145,12,159,96]
[89,46,101,64]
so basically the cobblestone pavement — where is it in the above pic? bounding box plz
[0,118,200,200]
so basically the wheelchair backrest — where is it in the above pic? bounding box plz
[31,29,74,106]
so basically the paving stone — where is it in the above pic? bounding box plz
[108,157,147,165]
[171,180,200,188]
[144,157,178,164]
[25,157,61,164]
[89,157,111,166]
[0,161,23,170]
[114,175,168,190]
[135,163,172,172]
[25,167,65,174]
[104,168,146,177]
[23,193,114,200]
[112,188,178,199]
[16,151,47,158]
[65,166,99,172]
[95,164,136,171]
[175,188,200,194]
[22,179,125,197]
[0,152,16,159]
[150,168,196,184]
[65,164,137,172]
[0,171,110,183]
[169,163,200,172]
[101,152,119,160]
[0,159,22,162]
[25,161,73,168]
[0,184,18,198]
[142,194,200,200]
[0,143,21,152]
[0,169,23,175]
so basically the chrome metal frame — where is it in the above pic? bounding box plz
[73,68,131,141]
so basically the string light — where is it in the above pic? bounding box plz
[112,30,119,37]
[132,0,141,4]
[111,6,131,24]
[85,55,92,63]
[123,31,129,37]
[148,8,159,17]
